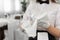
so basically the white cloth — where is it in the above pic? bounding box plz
[0,18,8,27]
[14,28,28,40]
[8,19,28,40]
[8,19,20,40]
[22,2,60,39]
[38,32,48,40]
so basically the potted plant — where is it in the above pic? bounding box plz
[21,0,27,12]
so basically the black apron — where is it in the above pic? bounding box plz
[29,30,56,40]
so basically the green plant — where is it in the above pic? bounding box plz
[21,0,27,12]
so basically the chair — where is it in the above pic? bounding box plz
[0,25,8,40]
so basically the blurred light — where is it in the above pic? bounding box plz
[0,0,4,12]
[4,0,11,12]
[15,0,22,11]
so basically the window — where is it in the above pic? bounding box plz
[0,0,22,14]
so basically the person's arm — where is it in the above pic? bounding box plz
[47,26,60,37]
[38,16,60,37]
[20,3,37,37]
[39,6,60,37]
[38,21,60,37]
[47,7,60,37]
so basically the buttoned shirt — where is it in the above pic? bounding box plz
[21,2,60,39]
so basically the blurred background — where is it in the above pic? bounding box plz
[0,0,60,40]
[0,0,60,18]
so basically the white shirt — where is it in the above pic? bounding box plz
[21,2,60,39]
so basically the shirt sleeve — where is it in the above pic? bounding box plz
[21,4,33,29]
[21,4,37,37]
[56,6,60,29]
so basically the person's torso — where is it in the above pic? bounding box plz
[30,2,60,40]
[30,2,59,30]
